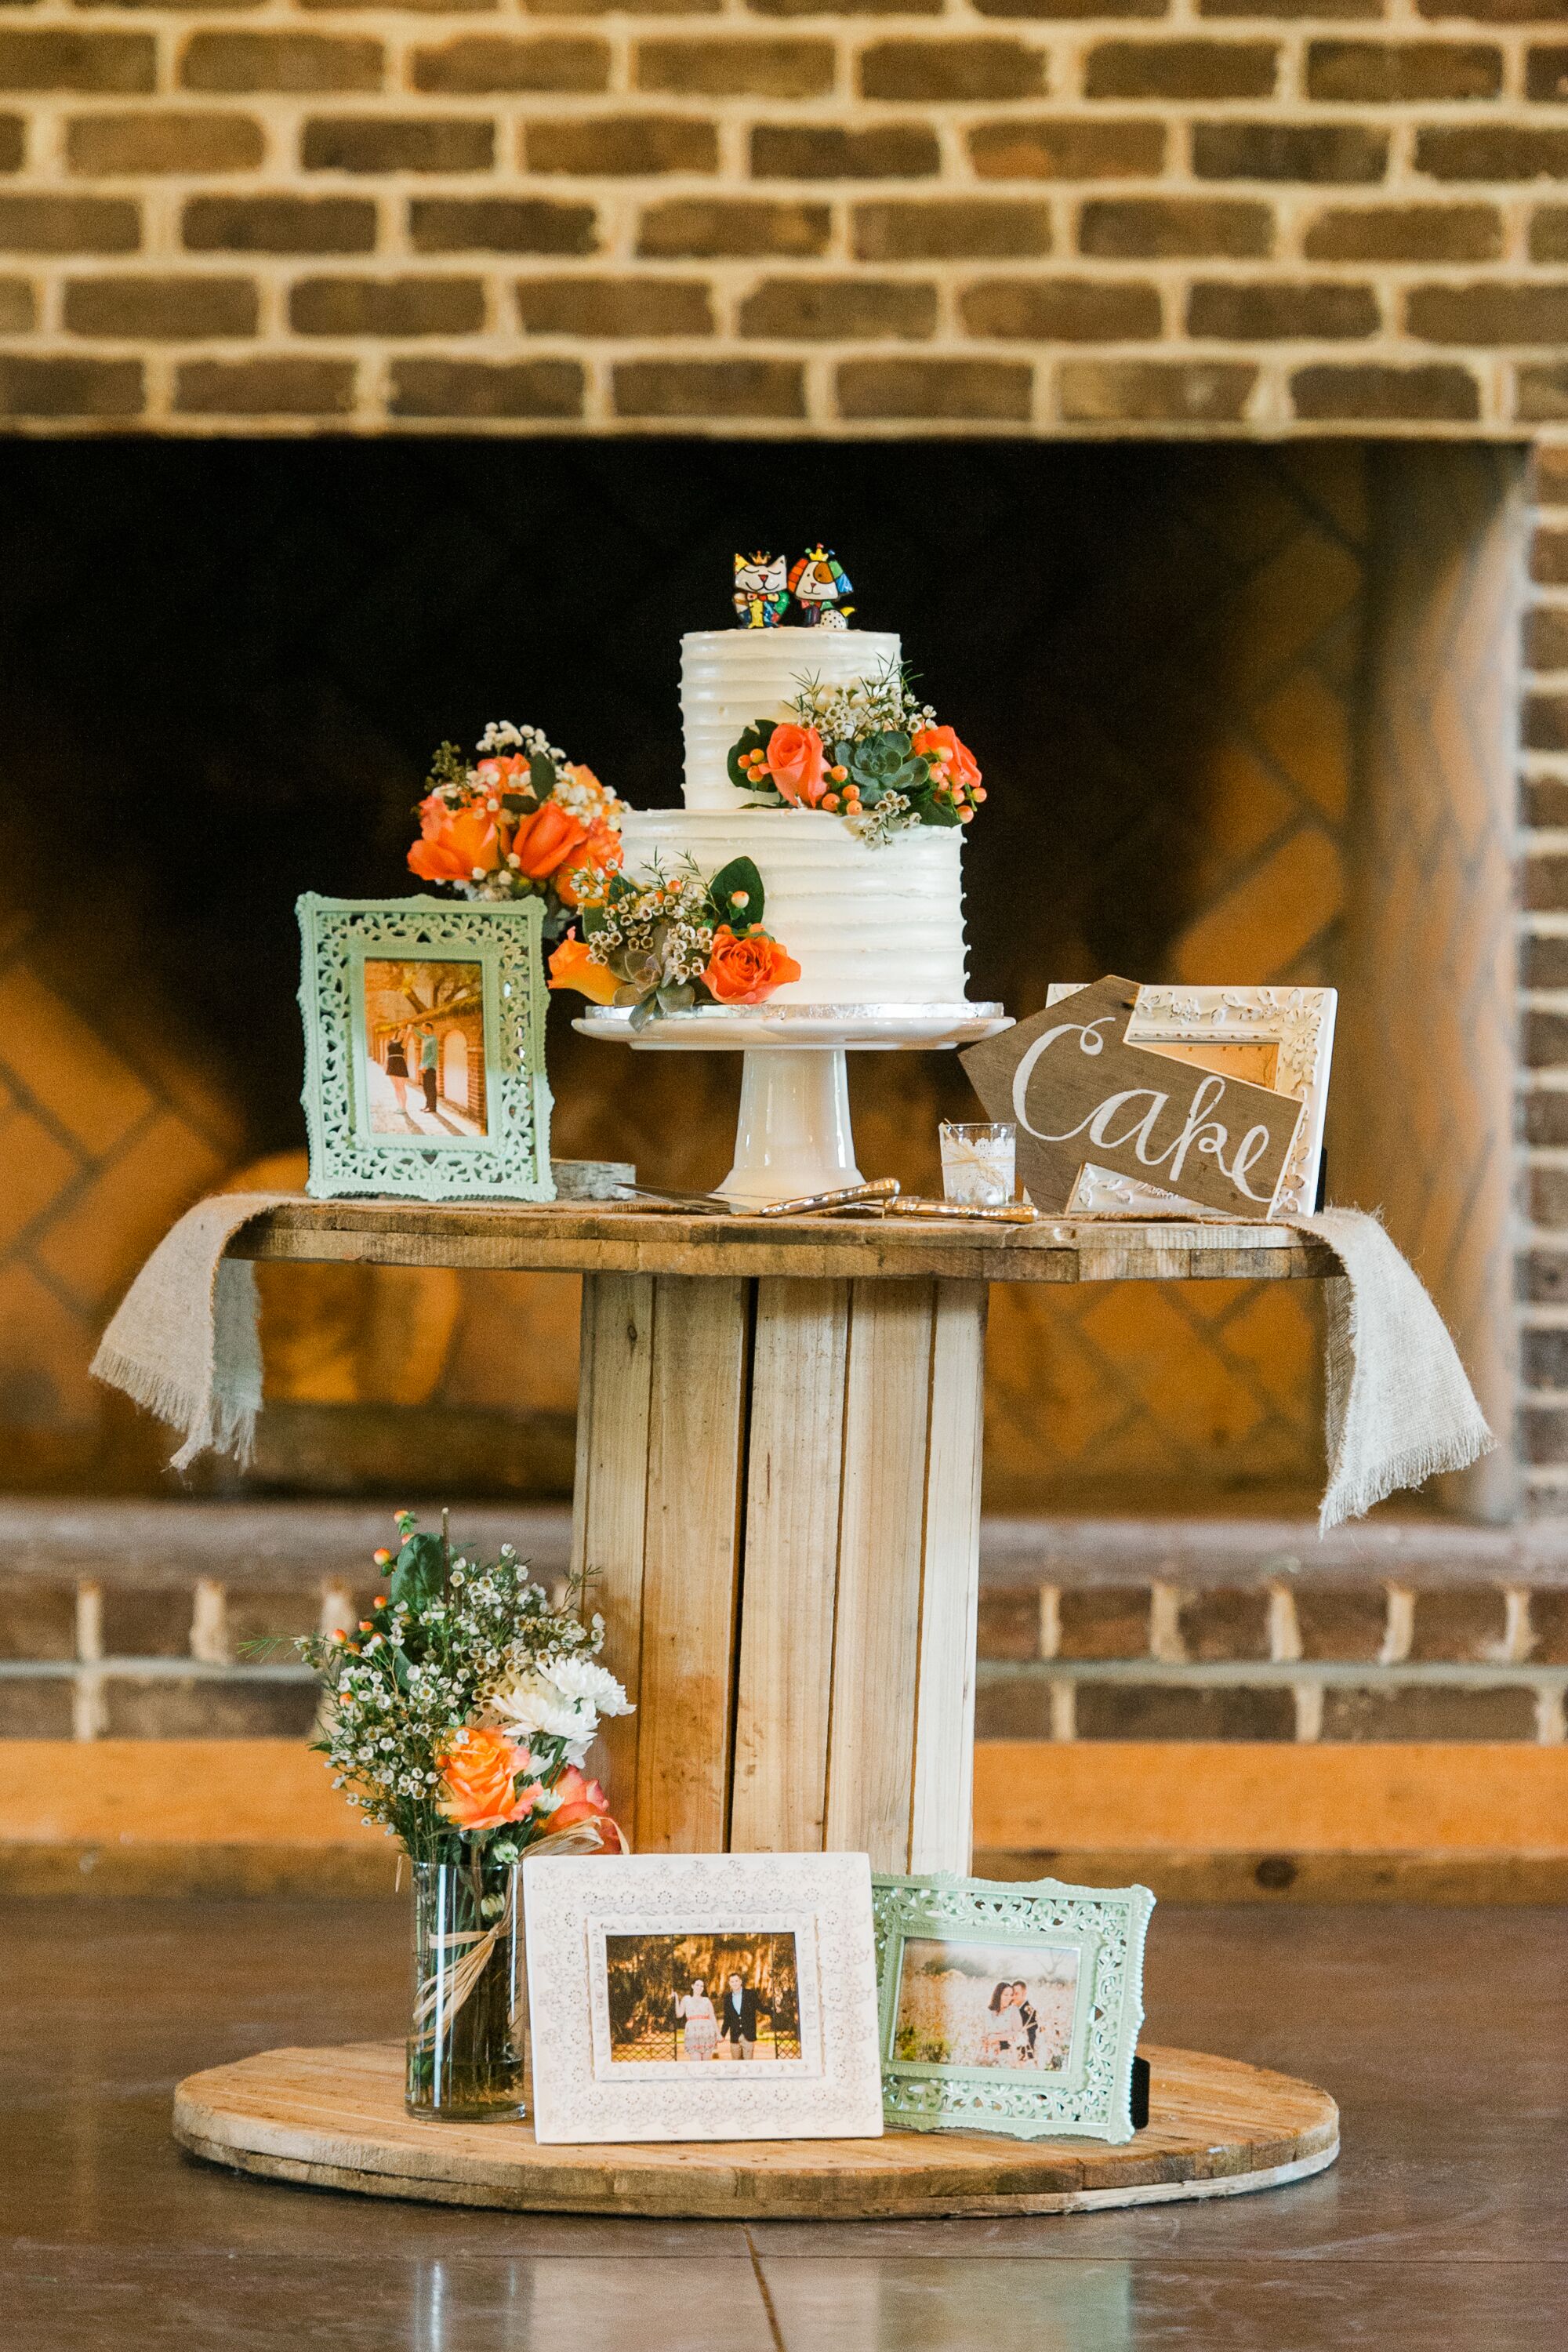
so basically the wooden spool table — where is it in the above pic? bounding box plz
[175,2040,1338,2220]
[216,1200,1342,2217]
[234,1199,1338,1875]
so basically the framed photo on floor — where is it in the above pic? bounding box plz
[523,1852,885,2145]
[297,894,553,1201]
[873,1871,1154,2143]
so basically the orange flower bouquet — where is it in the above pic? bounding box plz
[546,854,801,1033]
[296,1510,630,2118]
[408,722,623,946]
[728,661,983,846]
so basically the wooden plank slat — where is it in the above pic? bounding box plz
[633,1276,750,1851]
[570,1273,654,1835]
[729,1278,851,1855]
[909,1279,988,1878]
[227,1197,1338,1287]
[824,1280,937,1873]
[172,2038,1339,2219]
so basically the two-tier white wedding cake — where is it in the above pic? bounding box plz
[617,626,971,1007]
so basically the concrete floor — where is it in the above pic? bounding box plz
[2,1901,1563,2350]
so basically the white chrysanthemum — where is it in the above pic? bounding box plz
[489,1668,595,1746]
[539,1653,633,1718]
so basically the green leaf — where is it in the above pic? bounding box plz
[727,720,775,796]
[389,1533,445,1613]
[705,856,766,937]
[628,993,659,1033]
[529,750,557,801]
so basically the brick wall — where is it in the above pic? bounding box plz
[5,1501,1566,1762]
[1523,445,1568,1515]
[1,1,1567,434]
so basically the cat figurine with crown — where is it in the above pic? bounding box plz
[733,552,790,629]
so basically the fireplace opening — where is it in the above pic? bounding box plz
[0,436,1523,1514]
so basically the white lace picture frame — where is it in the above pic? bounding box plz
[524,1853,884,2145]
[297,894,553,1202]
[1042,984,1336,1219]
[873,1871,1153,2142]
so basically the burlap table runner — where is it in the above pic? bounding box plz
[92,1192,1491,1530]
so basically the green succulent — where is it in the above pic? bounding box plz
[840,730,929,803]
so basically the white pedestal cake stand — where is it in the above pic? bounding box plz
[572,1002,1012,1203]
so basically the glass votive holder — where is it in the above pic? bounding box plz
[939,1121,1017,1207]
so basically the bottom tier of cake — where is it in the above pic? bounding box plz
[615,808,968,1007]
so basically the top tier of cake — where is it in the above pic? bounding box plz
[681,626,902,812]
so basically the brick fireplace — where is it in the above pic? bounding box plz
[2,0,1567,1883]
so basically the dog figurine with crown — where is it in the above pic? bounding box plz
[789,546,854,628]
[733,552,790,629]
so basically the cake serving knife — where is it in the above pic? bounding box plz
[615,1178,900,1218]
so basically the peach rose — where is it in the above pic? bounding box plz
[912,724,981,796]
[510,798,590,881]
[548,1766,626,1850]
[555,818,624,910]
[705,925,803,1006]
[548,935,619,1006]
[473,754,530,797]
[765,723,827,808]
[408,795,502,884]
[435,1726,536,1832]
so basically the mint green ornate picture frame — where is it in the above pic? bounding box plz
[297,895,554,1202]
[873,1871,1153,2143]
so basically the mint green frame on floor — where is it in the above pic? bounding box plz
[873,1871,1153,2143]
[297,893,554,1203]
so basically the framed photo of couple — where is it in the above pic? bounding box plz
[523,1853,884,2146]
[297,895,554,1202]
[873,1871,1154,2143]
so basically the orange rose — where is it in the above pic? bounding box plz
[473,754,530,797]
[548,935,619,1006]
[765,723,827,808]
[510,798,590,881]
[912,724,981,796]
[435,1726,535,1832]
[408,795,502,884]
[705,925,803,1006]
[565,763,616,815]
[555,818,624,910]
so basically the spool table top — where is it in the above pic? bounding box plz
[173,2040,1338,2221]
[230,1196,1340,1287]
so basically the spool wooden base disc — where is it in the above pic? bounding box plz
[174,2042,1338,2220]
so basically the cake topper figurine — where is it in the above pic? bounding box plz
[733,552,789,629]
[789,546,854,628]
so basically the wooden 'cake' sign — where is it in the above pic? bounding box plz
[961,976,1306,1223]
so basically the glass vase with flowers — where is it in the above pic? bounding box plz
[296,1511,631,2122]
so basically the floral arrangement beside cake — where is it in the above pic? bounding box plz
[407,720,623,945]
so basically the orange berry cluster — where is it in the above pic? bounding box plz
[821,767,862,816]
[739,746,771,787]
[927,758,986,826]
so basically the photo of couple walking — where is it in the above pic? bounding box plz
[361,958,488,1140]
[604,1930,803,2066]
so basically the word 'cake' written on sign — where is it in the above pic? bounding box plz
[960,977,1305,1223]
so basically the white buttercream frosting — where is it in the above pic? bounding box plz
[681,627,902,814]
[619,808,967,1007]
